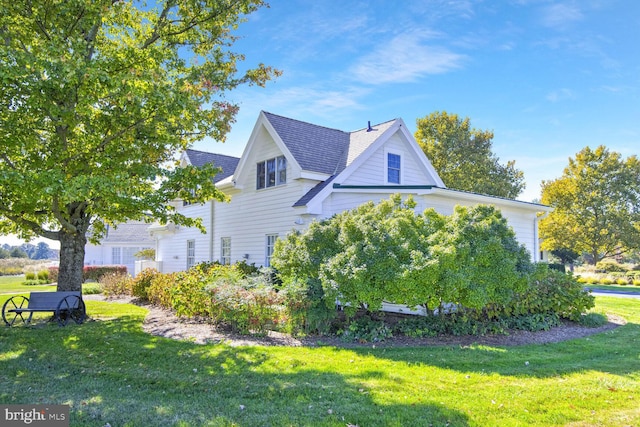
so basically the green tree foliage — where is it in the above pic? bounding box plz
[415,111,525,199]
[272,195,532,317]
[0,0,279,291]
[540,146,640,264]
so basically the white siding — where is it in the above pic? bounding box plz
[155,202,212,273]
[342,133,431,186]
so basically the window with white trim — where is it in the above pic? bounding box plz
[257,156,286,189]
[186,240,196,270]
[387,152,401,184]
[112,247,122,264]
[221,237,231,265]
[265,234,278,267]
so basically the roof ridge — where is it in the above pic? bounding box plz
[349,118,399,133]
[186,148,240,160]
[262,111,350,135]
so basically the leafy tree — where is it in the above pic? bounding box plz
[415,111,525,199]
[0,247,10,259]
[33,242,53,260]
[0,0,279,291]
[540,146,640,264]
[10,247,28,258]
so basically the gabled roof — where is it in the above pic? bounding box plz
[262,111,350,175]
[103,221,155,243]
[184,149,240,183]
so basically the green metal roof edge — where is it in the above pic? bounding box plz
[332,184,436,190]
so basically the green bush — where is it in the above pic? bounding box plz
[37,270,49,281]
[82,282,102,295]
[616,277,630,285]
[339,315,393,343]
[22,279,48,286]
[600,277,614,285]
[147,272,177,307]
[131,268,160,300]
[579,312,607,327]
[505,264,595,322]
[207,275,283,335]
[634,279,640,286]
[274,196,532,321]
[595,260,626,273]
[25,272,36,280]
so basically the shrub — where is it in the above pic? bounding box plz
[147,272,177,307]
[206,270,284,334]
[99,272,134,296]
[634,279,640,286]
[48,266,59,283]
[82,282,102,295]
[339,315,393,343]
[37,270,49,281]
[595,260,626,273]
[131,268,160,300]
[25,272,36,280]
[579,313,607,327]
[498,264,595,322]
[83,265,128,282]
[600,277,614,285]
[616,277,630,285]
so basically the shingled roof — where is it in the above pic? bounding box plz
[262,111,397,176]
[185,149,240,183]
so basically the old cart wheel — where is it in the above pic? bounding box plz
[2,296,32,326]
[56,295,86,326]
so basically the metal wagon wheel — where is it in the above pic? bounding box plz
[2,296,32,326]
[56,295,86,326]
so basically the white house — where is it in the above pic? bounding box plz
[84,220,155,276]
[150,111,550,272]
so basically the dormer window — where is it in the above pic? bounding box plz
[257,155,287,189]
[387,152,401,184]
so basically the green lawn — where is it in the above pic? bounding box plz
[1,296,638,426]
[0,275,55,293]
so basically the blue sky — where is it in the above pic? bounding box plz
[3,0,638,248]
[194,0,640,203]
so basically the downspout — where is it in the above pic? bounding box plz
[534,210,551,263]
[209,199,215,262]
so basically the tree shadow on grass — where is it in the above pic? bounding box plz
[0,317,469,427]
[349,321,640,379]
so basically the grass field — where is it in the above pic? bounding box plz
[1,293,638,426]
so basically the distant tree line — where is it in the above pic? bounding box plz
[0,242,58,260]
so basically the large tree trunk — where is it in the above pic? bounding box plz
[57,229,87,292]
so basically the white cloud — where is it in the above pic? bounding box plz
[540,3,584,28]
[546,88,575,102]
[349,31,466,85]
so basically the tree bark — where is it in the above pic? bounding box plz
[57,229,87,292]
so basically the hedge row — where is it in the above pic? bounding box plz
[48,265,127,283]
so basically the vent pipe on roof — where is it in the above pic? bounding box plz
[367,121,373,132]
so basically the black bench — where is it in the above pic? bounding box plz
[2,291,86,327]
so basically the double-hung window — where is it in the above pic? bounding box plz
[265,234,278,267]
[257,156,287,189]
[387,153,401,184]
[220,237,231,265]
[186,240,196,270]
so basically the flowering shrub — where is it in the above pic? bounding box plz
[83,265,128,282]
[131,268,161,300]
[99,272,134,296]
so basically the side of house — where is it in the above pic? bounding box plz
[84,220,155,276]
[152,111,550,273]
